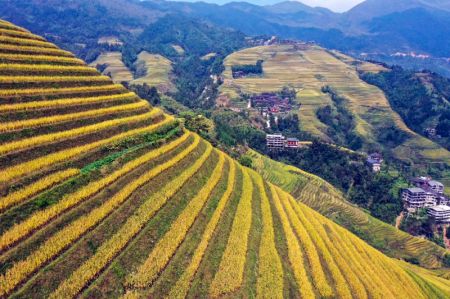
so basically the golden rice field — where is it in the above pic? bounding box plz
[131,51,176,93]
[220,45,450,166]
[0,19,449,298]
[248,149,450,271]
[90,52,134,83]
[90,51,175,94]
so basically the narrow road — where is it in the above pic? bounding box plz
[395,212,404,229]
[444,226,450,250]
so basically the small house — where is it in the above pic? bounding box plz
[367,153,383,172]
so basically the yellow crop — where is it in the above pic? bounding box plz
[280,193,334,298]
[209,167,253,297]
[0,36,58,48]
[0,84,124,97]
[167,158,236,299]
[0,126,185,252]
[129,150,224,289]
[0,28,46,41]
[270,186,315,299]
[289,196,365,299]
[0,64,98,74]
[0,20,28,32]
[0,133,198,298]
[0,44,74,56]
[306,204,423,298]
[0,115,173,186]
[249,171,284,299]
[0,101,148,133]
[0,168,79,213]
[0,53,84,65]
[320,216,394,298]
[49,136,210,298]
[0,92,137,113]
[0,109,160,156]
[0,75,110,83]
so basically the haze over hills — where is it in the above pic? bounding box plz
[1,18,449,298]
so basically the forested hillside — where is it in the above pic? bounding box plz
[361,67,450,151]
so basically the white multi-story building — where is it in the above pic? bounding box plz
[402,188,427,211]
[402,187,438,211]
[428,180,444,194]
[266,134,301,149]
[427,205,450,223]
[266,134,285,149]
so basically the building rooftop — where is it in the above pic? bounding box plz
[406,187,425,193]
[428,180,444,188]
[267,134,284,138]
[427,205,450,212]
[286,138,299,142]
[367,158,381,164]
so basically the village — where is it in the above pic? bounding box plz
[402,176,450,224]
[248,35,315,49]
[267,133,450,228]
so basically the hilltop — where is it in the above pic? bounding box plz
[0,19,449,298]
[219,44,450,181]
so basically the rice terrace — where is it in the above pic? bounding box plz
[220,45,450,169]
[0,16,450,299]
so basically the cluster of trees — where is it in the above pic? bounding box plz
[361,67,450,149]
[126,83,161,106]
[231,60,263,77]
[316,86,363,150]
[212,110,266,152]
[269,142,405,223]
[270,114,300,135]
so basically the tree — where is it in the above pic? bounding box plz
[180,111,215,139]
[239,155,253,168]
[131,84,161,106]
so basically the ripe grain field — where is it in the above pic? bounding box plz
[0,19,448,298]
[248,149,450,271]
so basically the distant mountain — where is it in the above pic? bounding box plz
[345,0,450,26]
[2,0,450,76]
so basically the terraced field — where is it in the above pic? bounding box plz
[90,51,175,94]
[220,45,450,166]
[90,52,134,83]
[1,19,449,298]
[131,51,175,93]
[248,149,450,270]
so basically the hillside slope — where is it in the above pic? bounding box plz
[220,45,450,172]
[248,149,450,270]
[0,19,448,298]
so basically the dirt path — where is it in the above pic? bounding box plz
[444,226,450,250]
[395,212,404,229]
